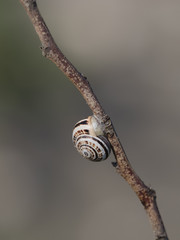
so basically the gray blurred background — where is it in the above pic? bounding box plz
[1,0,180,239]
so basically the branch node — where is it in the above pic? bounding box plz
[149,188,156,198]
[31,0,37,9]
[23,0,37,9]
[111,161,117,168]
[40,46,51,57]
[80,73,87,80]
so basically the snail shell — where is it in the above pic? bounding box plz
[72,116,111,161]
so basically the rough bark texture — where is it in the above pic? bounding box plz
[19,1,169,239]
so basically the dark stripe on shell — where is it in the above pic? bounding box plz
[74,119,88,128]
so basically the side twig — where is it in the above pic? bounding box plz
[19,1,169,239]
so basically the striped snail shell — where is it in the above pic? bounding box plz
[72,116,111,161]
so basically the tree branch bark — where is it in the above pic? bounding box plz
[19,1,169,239]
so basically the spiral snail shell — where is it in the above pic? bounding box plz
[72,116,111,161]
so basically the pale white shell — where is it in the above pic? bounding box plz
[72,116,111,161]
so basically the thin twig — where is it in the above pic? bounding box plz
[19,1,169,239]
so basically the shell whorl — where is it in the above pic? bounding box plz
[72,116,111,161]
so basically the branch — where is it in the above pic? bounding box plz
[19,1,169,239]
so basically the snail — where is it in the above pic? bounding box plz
[72,116,111,161]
